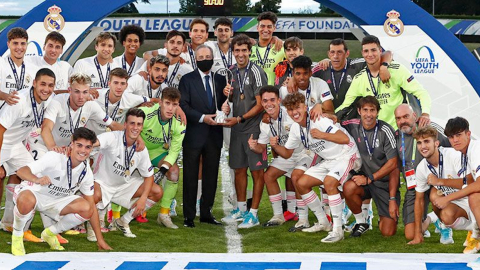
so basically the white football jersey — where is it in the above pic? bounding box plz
[86,88,146,135]
[137,60,192,89]
[22,151,94,198]
[73,56,111,89]
[28,56,72,90]
[157,47,194,69]
[0,57,39,109]
[43,94,113,147]
[280,77,333,107]
[112,54,145,76]
[466,140,480,181]
[92,131,154,187]
[205,41,237,73]
[125,74,163,99]
[285,117,358,160]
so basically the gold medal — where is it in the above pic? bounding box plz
[105,127,111,132]
[163,143,169,150]
[240,93,245,100]
[36,128,41,134]
[437,189,444,196]
[124,169,130,176]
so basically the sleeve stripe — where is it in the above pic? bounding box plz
[431,122,446,134]
[251,65,263,88]
[382,125,397,148]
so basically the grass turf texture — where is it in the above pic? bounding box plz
[0,170,472,254]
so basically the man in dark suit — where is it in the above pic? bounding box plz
[179,44,228,227]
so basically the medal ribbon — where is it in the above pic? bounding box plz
[105,90,120,120]
[67,158,87,190]
[30,88,44,128]
[67,100,83,133]
[167,62,180,87]
[187,45,197,69]
[94,57,110,88]
[236,62,251,98]
[366,67,380,97]
[217,43,232,68]
[269,109,282,138]
[330,62,347,97]
[361,120,379,160]
[158,108,172,146]
[299,111,310,150]
[123,132,137,174]
[255,43,271,68]
[122,54,136,76]
[8,57,25,91]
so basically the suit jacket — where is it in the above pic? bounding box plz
[179,68,227,149]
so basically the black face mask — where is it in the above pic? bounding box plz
[197,59,213,72]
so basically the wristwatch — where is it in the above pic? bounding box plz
[381,62,389,67]
[240,115,246,123]
[389,196,396,201]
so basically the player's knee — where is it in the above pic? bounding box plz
[468,194,480,208]
[380,222,397,236]
[7,174,21,184]
[16,192,36,214]
[150,185,163,202]
[323,178,339,194]
[439,210,456,226]
[404,224,414,240]
[342,180,356,197]
[77,200,93,219]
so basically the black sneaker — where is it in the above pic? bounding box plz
[350,223,369,237]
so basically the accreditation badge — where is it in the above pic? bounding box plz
[405,169,416,189]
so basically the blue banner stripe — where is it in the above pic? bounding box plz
[116,261,168,270]
[320,262,366,270]
[13,261,69,270]
[425,262,470,270]
[448,20,477,35]
[185,262,301,270]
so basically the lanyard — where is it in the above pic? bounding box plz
[167,62,180,87]
[187,45,197,69]
[304,84,312,106]
[148,78,162,99]
[94,57,110,88]
[122,54,136,76]
[105,90,120,120]
[460,151,468,185]
[67,100,83,133]
[299,112,311,150]
[269,109,282,138]
[426,150,444,179]
[361,121,379,160]
[8,57,25,91]
[330,62,347,98]
[158,109,172,145]
[236,62,251,97]
[30,88,44,128]
[123,132,136,173]
[217,43,232,68]
[255,43,271,68]
[401,132,417,168]
[366,67,380,97]
[67,158,87,190]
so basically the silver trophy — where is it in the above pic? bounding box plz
[213,68,234,124]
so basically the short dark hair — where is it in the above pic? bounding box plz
[126,108,146,122]
[44,31,66,47]
[362,35,381,47]
[7,27,28,41]
[259,85,279,98]
[284,37,303,51]
[329,38,348,51]
[291,55,312,72]
[445,117,470,137]
[214,18,233,29]
[357,96,381,112]
[119,24,145,45]
[257,11,277,24]
[282,92,305,110]
[166,30,186,44]
[149,55,170,68]
[190,18,209,31]
[109,68,129,81]
[72,127,97,145]
[161,87,181,102]
[35,68,56,82]
[95,32,117,46]
[231,34,252,51]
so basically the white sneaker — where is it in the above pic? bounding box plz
[289,219,310,232]
[221,208,246,223]
[108,219,117,231]
[114,218,136,238]
[321,228,344,243]
[238,212,260,229]
[423,230,431,238]
[263,214,285,227]
[157,214,178,229]
[302,222,332,233]
[99,220,109,233]
[86,223,97,242]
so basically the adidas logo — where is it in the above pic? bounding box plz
[54,177,60,181]
[62,120,67,124]
[26,115,30,118]
[256,161,262,166]
[117,154,121,159]
[215,62,220,66]
[148,129,153,133]
[91,74,96,78]
[6,75,12,79]
[334,172,340,176]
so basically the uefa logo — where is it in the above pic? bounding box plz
[411,46,439,74]
[383,10,404,37]
[44,5,65,32]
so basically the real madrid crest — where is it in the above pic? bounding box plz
[384,10,404,37]
[285,125,290,132]
[130,160,135,167]
[44,5,65,32]
[310,97,316,105]
[81,117,87,125]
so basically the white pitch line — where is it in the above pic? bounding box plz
[220,150,242,253]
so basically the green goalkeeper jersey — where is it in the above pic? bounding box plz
[336,61,431,130]
[140,104,185,166]
[250,43,285,85]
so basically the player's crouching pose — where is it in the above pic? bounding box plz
[408,126,475,246]
[90,108,163,239]
[12,128,112,255]
[273,92,361,243]
[247,86,313,229]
